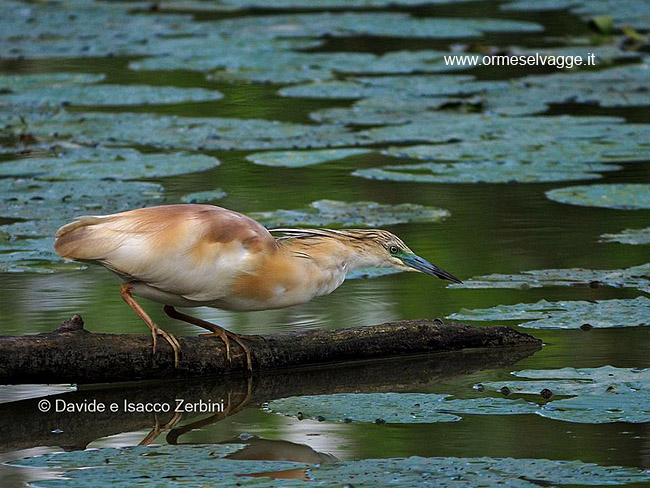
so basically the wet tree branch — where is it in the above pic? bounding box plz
[0,315,541,384]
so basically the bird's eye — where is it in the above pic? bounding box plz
[389,245,399,254]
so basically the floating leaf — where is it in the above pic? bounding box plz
[483,366,650,423]
[546,184,650,210]
[279,75,506,99]
[11,443,246,469]
[0,178,163,225]
[129,37,325,74]
[180,189,227,203]
[483,63,650,115]
[252,200,449,228]
[451,263,650,293]
[503,0,650,31]
[542,390,650,424]
[246,148,371,167]
[311,96,478,125]
[448,297,650,329]
[383,131,650,165]
[0,73,105,91]
[176,0,479,9]
[0,147,220,180]
[360,114,649,150]
[267,392,537,424]
[14,445,650,487]
[211,13,542,42]
[0,178,163,272]
[314,456,650,487]
[601,227,650,245]
[200,50,460,84]
[353,160,618,184]
[2,83,223,107]
[0,236,74,273]
[0,0,205,59]
[0,110,361,151]
[268,393,460,423]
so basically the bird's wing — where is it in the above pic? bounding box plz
[55,204,277,302]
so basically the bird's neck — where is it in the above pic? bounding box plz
[278,236,373,275]
[226,236,373,310]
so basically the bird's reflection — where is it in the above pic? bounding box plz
[0,344,540,456]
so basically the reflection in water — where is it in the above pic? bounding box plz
[0,346,537,455]
[0,347,538,485]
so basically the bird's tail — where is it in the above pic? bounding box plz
[54,215,117,260]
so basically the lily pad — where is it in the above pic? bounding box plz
[451,263,650,293]
[11,443,246,469]
[311,457,650,487]
[382,129,650,165]
[0,178,163,225]
[0,236,73,273]
[311,96,479,125]
[13,445,650,487]
[2,83,223,107]
[503,0,650,31]
[448,296,650,329]
[212,13,542,41]
[483,366,650,423]
[601,227,650,245]
[359,113,649,149]
[171,0,478,9]
[546,184,650,210]
[268,392,460,423]
[0,177,163,271]
[251,200,449,228]
[267,392,538,424]
[0,110,362,151]
[202,50,460,84]
[0,146,220,180]
[0,73,105,91]
[180,189,227,203]
[483,62,650,115]
[128,37,325,75]
[246,148,371,167]
[353,160,618,184]
[279,75,507,99]
[0,0,204,59]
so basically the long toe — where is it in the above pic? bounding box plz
[154,327,181,368]
[227,331,253,371]
[201,330,232,364]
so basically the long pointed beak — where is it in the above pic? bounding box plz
[402,254,463,284]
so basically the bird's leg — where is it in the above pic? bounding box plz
[166,377,253,445]
[139,411,183,446]
[163,305,253,371]
[120,283,181,368]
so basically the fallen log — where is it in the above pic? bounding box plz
[0,315,541,384]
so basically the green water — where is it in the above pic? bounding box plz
[1,0,650,486]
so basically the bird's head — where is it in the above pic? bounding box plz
[272,227,462,284]
[361,229,462,284]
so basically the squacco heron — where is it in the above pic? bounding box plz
[55,204,461,370]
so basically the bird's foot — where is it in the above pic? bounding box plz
[151,326,181,368]
[201,329,253,372]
